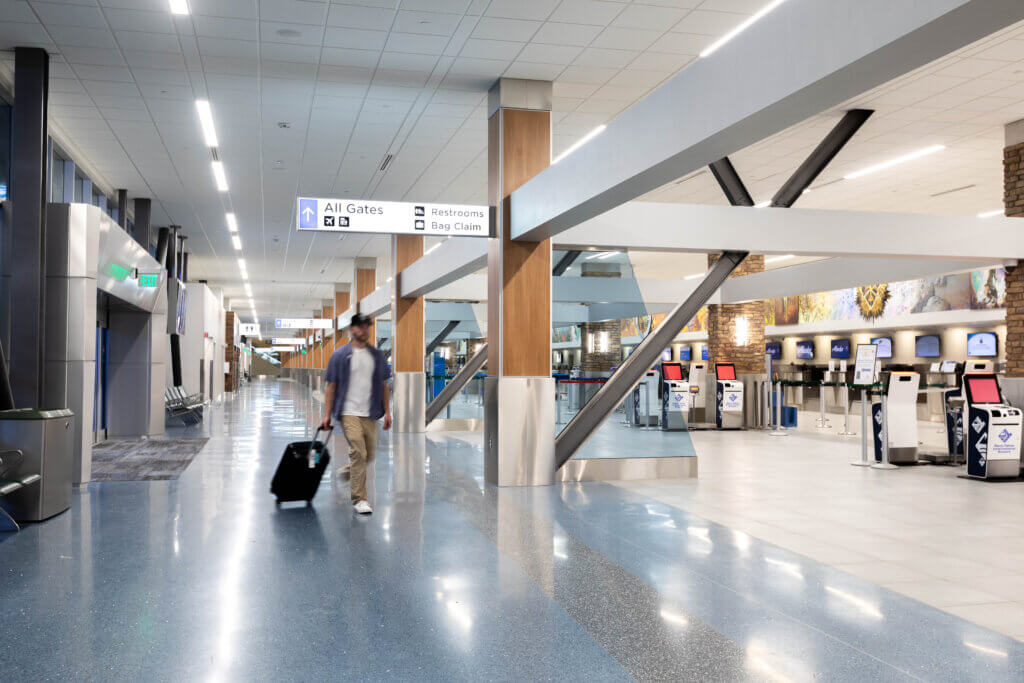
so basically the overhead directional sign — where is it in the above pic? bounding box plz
[271,337,305,345]
[240,323,260,335]
[297,197,489,237]
[275,318,333,329]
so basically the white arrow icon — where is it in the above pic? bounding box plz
[301,207,315,221]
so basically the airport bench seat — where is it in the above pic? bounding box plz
[0,450,40,532]
[164,387,203,425]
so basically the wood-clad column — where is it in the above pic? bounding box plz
[484,78,555,486]
[355,257,376,344]
[334,284,351,352]
[393,235,425,432]
[322,302,334,365]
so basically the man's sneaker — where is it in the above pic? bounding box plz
[354,500,373,514]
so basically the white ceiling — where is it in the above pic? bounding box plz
[0,1,1022,324]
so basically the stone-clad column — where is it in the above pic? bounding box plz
[485,78,555,486]
[1002,119,1024,404]
[392,235,425,432]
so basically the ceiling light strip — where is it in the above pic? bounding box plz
[169,0,189,15]
[552,125,606,164]
[195,100,218,147]
[212,161,228,192]
[700,0,787,58]
[977,209,1004,218]
[844,144,944,180]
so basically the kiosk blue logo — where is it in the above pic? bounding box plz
[999,428,1012,443]
[299,199,318,230]
[972,416,986,433]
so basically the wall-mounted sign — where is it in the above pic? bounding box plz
[297,197,489,237]
[271,346,295,352]
[240,323,261,335]
[275,318,333,329]
[107,263,131,281]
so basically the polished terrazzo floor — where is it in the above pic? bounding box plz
[2,378,1023,680]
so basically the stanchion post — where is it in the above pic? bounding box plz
[837,383,856,436]
[770,379,787,437]
[852,387,871,466]
[816,380,831,429]
[873,389,898,469]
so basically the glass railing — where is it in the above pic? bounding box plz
[426,374,485,420]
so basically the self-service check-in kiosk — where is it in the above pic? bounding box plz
[632,370,661,427]
[688,362,708,423]
[715,363,744,430]
[660,362,690,431]
[961,374,1022,479]
[872,371,920,464]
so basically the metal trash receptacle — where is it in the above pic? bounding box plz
[0,409,74,522]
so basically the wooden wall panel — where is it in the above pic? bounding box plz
[356,268,376,343]
[334,289,350,350]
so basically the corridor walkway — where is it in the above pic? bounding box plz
[1,378,1023,681]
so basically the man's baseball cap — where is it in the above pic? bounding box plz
[350,313,372,327]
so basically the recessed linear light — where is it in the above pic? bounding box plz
[212,161,228,192]
[684,273,704,280]
[169,0,189,15]
[584,251,608,260]
[700,0,786,58]
[978,208,1004,218]
[195,100,217,147]
[754,200,771,208]
[552,125,606,164]
[226,213,238,232]
[765,254,794,264]
[231,235,242,250]
[844,144,944,180]
[597,252,617,260]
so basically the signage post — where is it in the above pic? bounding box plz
[852,344,878,466]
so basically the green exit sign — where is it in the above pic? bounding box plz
[137,273,160,287]
[107,263,130,281]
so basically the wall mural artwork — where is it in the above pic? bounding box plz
[552,325,581,344]
[768,267,1005,326]
[971,267,1006,309]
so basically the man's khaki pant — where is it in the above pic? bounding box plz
[340,415,377,504]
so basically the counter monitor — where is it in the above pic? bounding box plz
[870,336,892,359]
[915,334,940,358]
[830,339,850,359]
[679,346,692,361]
[765,341,781,359]
[967,332,997,358]
[796,341,814,360]
[940,360,957,373]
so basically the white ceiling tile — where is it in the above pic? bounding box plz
[0,1,37,23]
[392,10,463,36]
[447,57,509,78]
[327,4,397,31]
[671,9,744,36]
[471,17,541,42]
[628,50,693,71]
[46,25,118,50]
[591,26,663,51]
[573,47,638,69]
[378,51,440,71]
[552,81,599,98]
[32,2,107,29]
[518,42,582,65]
[385,32,450,55]
[321,47,381,68]
[261,21,325,45]
[558,65,617,84]
[531,21,603,46]
[106,8,176,34]
[258,0,329,26]
[0,22,53,50]
[648,31,710,55]
[197,37,258,59]
[190,0,259,19]
[484,0,559,21]
[115,30,185,53]
[504,61,565,81]
[194,16,260,41]
[459,38,524,61]
[549,0,625,27]
[613,4,688,30]
[72,64,136,82]
[399,0,475,13]
[260,43,321,64]
[324,26,389,50]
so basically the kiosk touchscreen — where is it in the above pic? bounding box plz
[962,374,1022,479]
[660,362,690,431]
[871,371,920,464]
[715,363,744,429]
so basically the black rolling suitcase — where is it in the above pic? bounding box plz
[271,427,332,505]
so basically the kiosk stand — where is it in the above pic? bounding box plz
[715,363,744,429]
[851,344,878,467]
[688,362,708,423]
[660,362,690,431]
[961,373,1022,479]
[871,371,920,466]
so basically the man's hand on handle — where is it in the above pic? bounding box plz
[319,415,332,431]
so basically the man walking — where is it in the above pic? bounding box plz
[321,313,391,514]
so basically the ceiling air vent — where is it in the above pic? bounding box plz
[379,154,394,172]
[211,148,220,162]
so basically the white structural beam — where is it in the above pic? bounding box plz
[722,257,1002,303]
[510,0,1024,242]
[556,202,1024,261]
[359,285,391,319]
[400,237,487,298]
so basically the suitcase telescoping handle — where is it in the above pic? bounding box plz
[309,426,333,469]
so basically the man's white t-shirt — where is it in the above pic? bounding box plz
[342,346,373,417]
